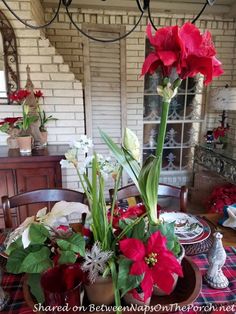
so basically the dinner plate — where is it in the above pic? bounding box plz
[160,212,211,245]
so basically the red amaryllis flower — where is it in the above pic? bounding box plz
[120,231,183,302]
[142,24,183,77]
[34,90,43,98]
[142,22,223,85]
[178,22,223,84]
[108,204,146,229]
[10,89,30,102]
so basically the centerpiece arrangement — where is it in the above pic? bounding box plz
[4,21,223,312]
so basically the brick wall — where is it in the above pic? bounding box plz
[45,7,236,186]
[0,0,85,190]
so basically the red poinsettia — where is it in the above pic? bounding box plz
[108,204,146,229]
[3,117,21,125]
[34,90,43,99]
[213,126,229,140]
[119,230,183,302]
[10,89,31,102]
[142,22,223,85]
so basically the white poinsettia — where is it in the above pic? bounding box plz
[81,242,113,283]
[37,201,89,228]
[5,216,35,249]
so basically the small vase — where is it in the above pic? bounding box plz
[40,131,48,146]
[124,291,151,306]
[153,245,185,296]
[7,136,19,149]
[85,276,114,305]
[214,142,224,149]
[17,136,32,155]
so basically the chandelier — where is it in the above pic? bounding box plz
[2,0,216,43]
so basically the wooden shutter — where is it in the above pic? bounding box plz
[83,25,126,156]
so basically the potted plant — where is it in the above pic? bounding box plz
[5,205,87,305]
[38,108,57,146]
[213,125,229,149]
[10,89,38,155]
[0,117,21,149]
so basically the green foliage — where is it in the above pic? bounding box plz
[117,258,143,297]
[38,109,57,132]
[20,247,53,273]
[100,129,141,188]
[27,273,45,304]
[0,123,10,134]
[17,105,38,134]
[138,155,161,224]
[56,233,85,257]
[58,251,78,264]
[6,223,86,276]
[29,223,50,244]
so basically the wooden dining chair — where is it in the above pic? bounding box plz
[2,188,86,228]
[109,183,188,212]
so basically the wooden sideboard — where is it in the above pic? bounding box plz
[0,145,67,228]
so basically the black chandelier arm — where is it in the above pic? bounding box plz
[1,0,62,29]
[65,6,144,43]
[192,0,208,24]
[148,3,157,31]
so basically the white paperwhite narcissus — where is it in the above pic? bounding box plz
[72,135,93,153]
[81,241,113,283]
[123,128,140,162]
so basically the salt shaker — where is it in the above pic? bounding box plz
[205,232,229,289]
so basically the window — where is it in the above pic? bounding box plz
[143,39,205,172]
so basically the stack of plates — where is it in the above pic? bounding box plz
[160,212,212,255]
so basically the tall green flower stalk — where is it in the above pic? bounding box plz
[100,78,181,225]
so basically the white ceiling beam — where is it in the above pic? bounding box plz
[42,0,230,16]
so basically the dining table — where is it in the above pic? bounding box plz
[0,213,235,314]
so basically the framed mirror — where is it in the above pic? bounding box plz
[0,10,20,104]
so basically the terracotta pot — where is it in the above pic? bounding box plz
[7,136,19,149]
[124,291,151,306]
[40,131,48,146]
[153,245,185,296]
[17,136,32,155]
[84,277,114,305]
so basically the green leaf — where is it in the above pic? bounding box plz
[100,129,141,187]
[117,259,143,297]
[131,218,145,240]
[6,248,29,274]
[27,273,45,304]
[5,237,23,255]
[58,251,77,264]
[21,247,53,273]
[29,223,49,245]
[56,233,85,257]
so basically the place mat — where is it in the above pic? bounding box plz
[191,247,236,306]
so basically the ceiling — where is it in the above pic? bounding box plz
[42,0,236,18]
